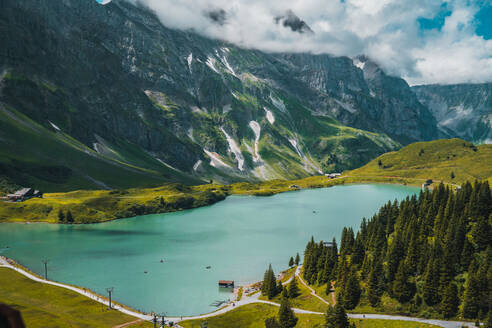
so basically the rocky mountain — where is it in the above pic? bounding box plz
[0,0,442,191]
[413,83,492,144]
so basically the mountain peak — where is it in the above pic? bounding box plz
[274,10,314,34]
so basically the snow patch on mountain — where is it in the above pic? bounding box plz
[249,121,261,162]
[49,121,60,131]
[219,51,236,77]
[264,107,275,124]
[270,95,287,112]
[204,149,231,169]
[206,56,220,74]
[187,53,193,72]
[288,137,322,174]
[220,127,245,171]
[352,58,365,70]
[193,159,202,171]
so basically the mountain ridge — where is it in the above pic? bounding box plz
[0,0,484,192]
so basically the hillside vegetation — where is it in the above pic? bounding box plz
[2,138,491,223]
[349,138,492,185]
[302,180,491,322]
[0,184,226,223]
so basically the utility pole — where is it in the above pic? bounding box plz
[160,312,166,328]
[41,259,49,280]
[106,287,114,309]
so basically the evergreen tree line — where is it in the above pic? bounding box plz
[57,209,74,223]
[262,264,301,300]
[302,181,491,321]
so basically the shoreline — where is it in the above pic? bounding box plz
[0,257,476,328]
[0,176,431,225]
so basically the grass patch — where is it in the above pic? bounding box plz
[350,138,492,186]
[259,277,328,313]
[180,303,439,328]
[0,268,152,328]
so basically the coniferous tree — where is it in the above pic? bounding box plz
[342,270,361,310]
[57,210,65,223]
[295,253,300,266]
[463,265,480,319]
[277,280,284,297]
[367,261,382,307]
[325,301,350,328]
[66,210,74,224]
[351,237,365,268]
[262,264,279,299]
[423,259,441,306]
[392,262,415,303]
[278,297,298,328]
[440,283,459,319]
[289,257,294,267]
[265,317,281,328]
[288,277,300,298]
[472,214,490,251]
[282,285,289,298]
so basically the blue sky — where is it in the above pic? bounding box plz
[475,3,492,39]
[419,1,491,39]
[121,0,492,85]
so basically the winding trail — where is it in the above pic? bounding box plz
[0,259,475,328]
[294,266,330,306]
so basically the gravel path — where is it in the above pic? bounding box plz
[0,257,153,322]
[0,258,476,328]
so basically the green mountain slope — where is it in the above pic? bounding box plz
[0,0,448,191]
[0,104,202,192]
[349,138,492,185]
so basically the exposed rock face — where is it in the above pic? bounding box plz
[0,0,444,189]
[413,83,492,144]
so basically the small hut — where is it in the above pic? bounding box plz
[218,280,234,288]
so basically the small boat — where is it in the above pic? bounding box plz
[144,271,148,274]
[160,259,164,263]
[206,266,211,269]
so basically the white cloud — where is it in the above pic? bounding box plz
[132,0,492,85]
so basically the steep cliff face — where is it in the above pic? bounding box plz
[0,0,439,190]
[266,54,440,144]
[413,83,492,144]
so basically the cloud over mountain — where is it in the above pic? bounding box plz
[131,0,492,85]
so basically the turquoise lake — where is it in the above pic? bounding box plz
[0,184,419,316]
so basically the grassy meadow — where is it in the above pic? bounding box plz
[0,184,227,223]
[179,303,440,328]
[0,268,152,328]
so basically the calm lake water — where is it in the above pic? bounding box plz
[0,184,418,316]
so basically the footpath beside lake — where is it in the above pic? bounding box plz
[0,184,419,316]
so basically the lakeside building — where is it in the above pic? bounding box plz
[325,173,341,179]
[323,241,334,247]
[218,280,234,288]
[421,179,433,190]
[7,188,43,202]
